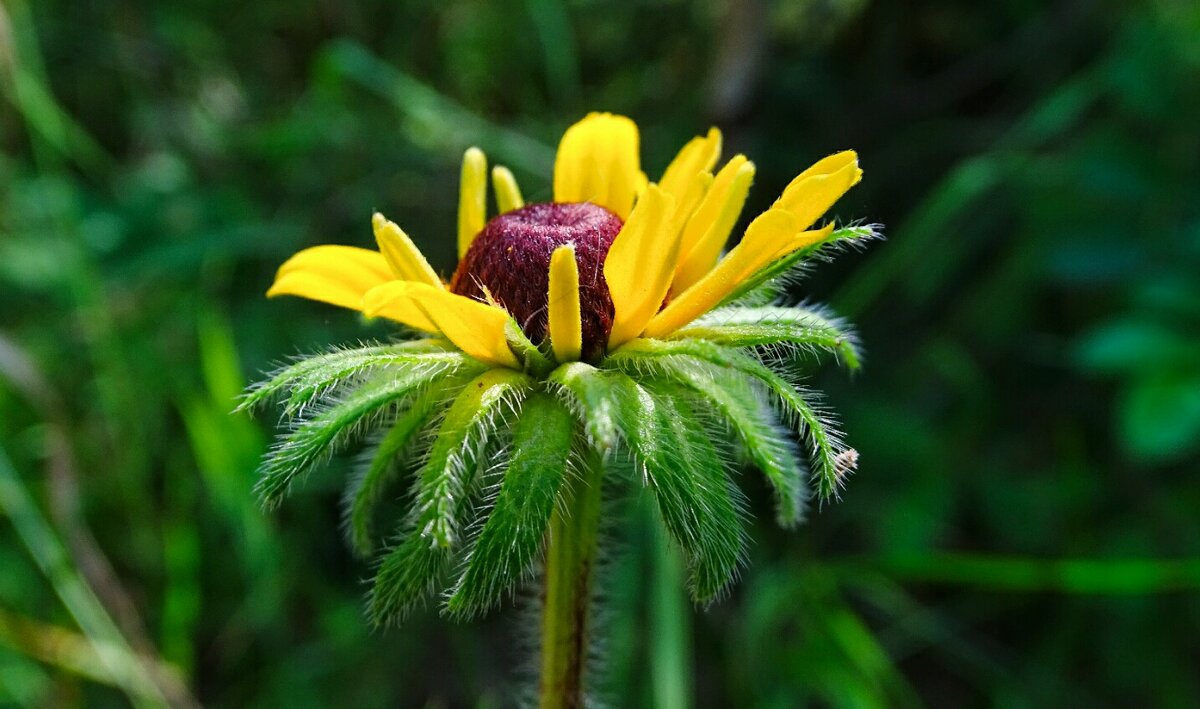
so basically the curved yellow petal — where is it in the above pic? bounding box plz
[659,127,721,202]
[603,185,677,348]
[360,290,440,332]
[362,281,518,368]
[673,156,756,293]
[553,113,642,218]
[458,147,488,257]
[670,170,713,235]
[547,244,583,362]
[372,213,443,288]
[267,245,393,311]
[491,165,525,214]
[774,150,861,230]
[643,210,833,338]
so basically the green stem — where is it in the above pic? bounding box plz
[650,518,692,709]
[539,457,603,709]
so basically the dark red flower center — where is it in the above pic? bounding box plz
[449,202,623,360]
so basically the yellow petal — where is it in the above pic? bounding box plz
[644,211,832,338]
[491,165,524,214]
[553,113,642,218]
[362,281,518,368]
[458,147,488,257]
[673,155,756,293]
[658,127,722,203]
[547,244,582,362]
[603,185,677,348]
[371,213,443,288]
[359,290,440,332]
[670,170,713,235]
[774,150,861,230]
[268,245,393,311]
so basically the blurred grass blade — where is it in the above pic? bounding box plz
[0,446,171,708]
[524,0,581,105]
[0,610,186,701]
[0,0,109,171]
[839,553,1200,594]
[325,40,555,174]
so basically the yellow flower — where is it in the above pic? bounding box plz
[266,112,862,368]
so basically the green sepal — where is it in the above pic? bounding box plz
[410,368,534,550]
[369,367,533,624]
[548,361,623,454]
[673,305,861,370]
[447,393,574,617]
[254,353,477,509]
[369,525,454,626]
[648,356,808,527]
[506,319,555,377]
[637,382,746,602]
[588,369,745,601]
[344,378,467,557]
[607,338,852,502]
[237,340,454,416]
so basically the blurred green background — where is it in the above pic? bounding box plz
[2,0,1199,706]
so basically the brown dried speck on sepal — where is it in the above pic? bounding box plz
[451,202,623,361]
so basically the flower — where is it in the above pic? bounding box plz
[266,112,862,367]
[246,112,877,626]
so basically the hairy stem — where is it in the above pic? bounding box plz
[539,455,602,709]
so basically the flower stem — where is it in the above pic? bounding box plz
[650,517,692,709]
[539,456,602,709]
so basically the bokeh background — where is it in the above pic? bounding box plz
[2,0,1199,706]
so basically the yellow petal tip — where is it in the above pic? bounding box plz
[548,244,583,362]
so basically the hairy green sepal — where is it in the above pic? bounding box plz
[448,393,574,617]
